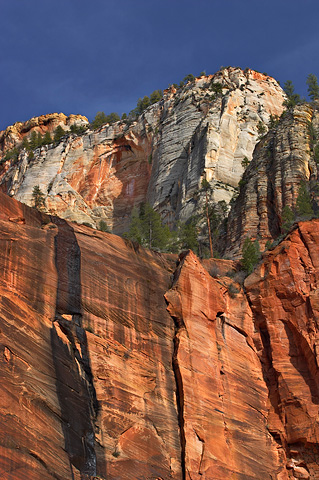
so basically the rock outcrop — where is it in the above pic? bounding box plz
[165,251,284,479]
[246,220,319,479]
[1,192,319,479]
[0,68,285,232]
[0,112,88,154]
[225,103,318,257]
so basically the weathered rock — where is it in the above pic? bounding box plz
[225,104,317,257]
[245,220,319,478]
[0,68,285,233]
[2,192,319,478]
[0,112,88,154]
[0,192,181,479]
[165,250,285,479]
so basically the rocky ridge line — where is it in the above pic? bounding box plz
[225,103,318,257]
[0,67,285,234]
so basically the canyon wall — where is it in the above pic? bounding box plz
[225,103,319,257]
[1,193,319,479]
[0,68,285,233]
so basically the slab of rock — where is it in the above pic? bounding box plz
[225,104,316,257]
[165,250,285,479]
[245,220,319,478]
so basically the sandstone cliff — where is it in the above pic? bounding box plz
[1,193,319,479]
[225,103,319,257]
[0,68,285,233]
[0,112,89,154]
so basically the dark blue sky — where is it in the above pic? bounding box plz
[1,0,318,131]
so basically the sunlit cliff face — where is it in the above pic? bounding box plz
[0,68,285,235]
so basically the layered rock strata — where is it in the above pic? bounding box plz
[2,193,319,478]
[225,104,317,257]
[0,68,285,232]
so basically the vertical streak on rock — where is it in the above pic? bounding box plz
[172,327,186,480]
[51,217,99,478]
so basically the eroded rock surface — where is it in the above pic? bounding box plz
[0,68,285,232]
[246,221,319,479]
[0,193,180,479]
[225,104,317,257]
[165,251,284,479]
[1,193,319,479]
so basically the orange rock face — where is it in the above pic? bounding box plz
[1,193,319,479]
[165,251,283,479]
[246,221,319,479]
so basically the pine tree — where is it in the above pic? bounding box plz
[105,112,120,124]
[90,112,107,130]
[125,206,143,244]
[241,237,260,274]
[141,203,170,250]
[283,80,301,108]
[281,205,294,233]
[54,125,65,143]
[32,185,45,210]
[21,136,30,151]
[136,96,150,114]
[178,218,199,253]
[183,74,195,84]
[29,131,39,150]
[150,90,163,104]
[200,178,214,258]
[125,203,171,251]
[296,181,314,218]
[42,131,52,145]
[307,74,319,101]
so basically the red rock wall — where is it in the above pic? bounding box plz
[165,251,284,479]
[246,221,319,479]
[1,193,319,479]
[0,193,180,479]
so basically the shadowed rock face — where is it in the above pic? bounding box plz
[245,221,319,479]
[1,193,319,479]
[225,104,318,257]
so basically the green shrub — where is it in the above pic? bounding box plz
[296,181,314,218]
[98,220,110,232]
[241,237,260,274]
[257,121,267,139]
[228,283,240,298]
[241,156,250,168]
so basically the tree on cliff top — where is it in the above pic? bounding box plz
[53,125,66,143]
[307,74,319,101]
[90,111,107,130]
[283,80,301,109]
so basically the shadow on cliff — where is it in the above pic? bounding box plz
[284,322,319,405]
[50,217,104,479]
